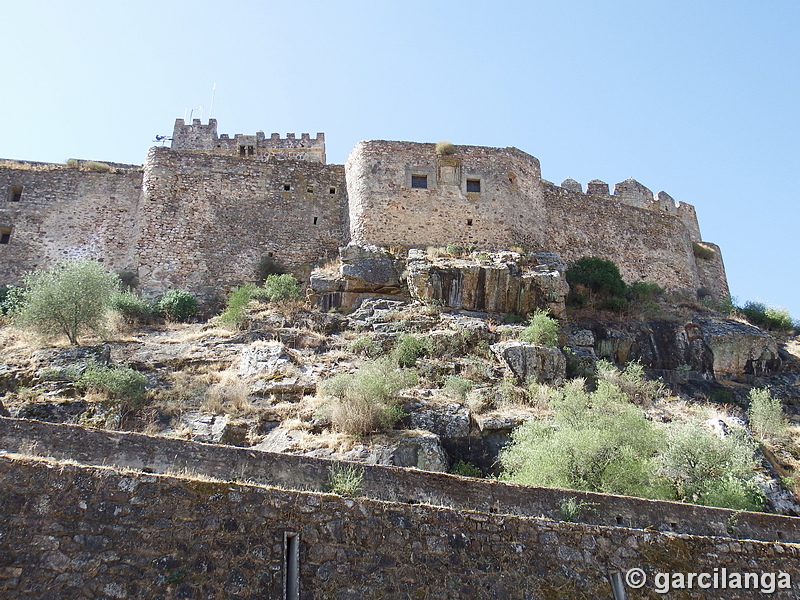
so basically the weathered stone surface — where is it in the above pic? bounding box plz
[238,341,293,378]
[695,317,781,381]
[401,400,471,438]
[490,341,566,385]
[406,249,568,317]
[0,398,9,418]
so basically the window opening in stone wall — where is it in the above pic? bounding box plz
[466,219,473,226]
[239,146,247,156]
[307,187,313,194]
[329,186,336,195]
[8,185,23,202]
[411,175,427,189]
[0,227,11,244]
[313,217,318,225]
[284,532,300,600]
[283,184,291,191]
[467,179,481,193]
[248,146,255,156]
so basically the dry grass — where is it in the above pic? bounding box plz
[202,373,257,416]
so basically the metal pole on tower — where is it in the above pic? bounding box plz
[209,83,217,120]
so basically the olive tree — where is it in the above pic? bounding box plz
[14,259,119,344]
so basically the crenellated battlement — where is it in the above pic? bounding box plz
[171,119,326,163]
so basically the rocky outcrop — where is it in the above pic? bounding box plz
[490,341,566,385]
[406,249,568,318]
[584,317,781,383]
[311,244,569,317]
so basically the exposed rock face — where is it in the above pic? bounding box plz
[406,250,568,318]
[585,317,781,383]
[401,400,471,438]
[311,244,569,317]
[490,341,566,385]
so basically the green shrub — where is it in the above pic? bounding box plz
[740,301,794,332]
[558,496,597,522]
[392,335,432,368]
[566,256,627,298]
[325,462,364,496]
[445,243,463,257]
[78,363,147,406]
[13,259,120,344]
[0,285,26,316]
[435,140,456,155]
[258,274,301,303]
[320,358,417,436]
[443,375,474,400]
[626,281,664,303]
[219,283,259,329]
[110,290,154,324]
[348,336,383,358]
[156,290,198,322]
[657,424,762,510]
[450,460,482,478]
[519,309,559,347]
[692,242,717,260]
[747,388,787,443]
[502,312,525,324]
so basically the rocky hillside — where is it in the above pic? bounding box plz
[1,247,799,514]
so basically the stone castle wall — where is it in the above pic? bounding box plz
[345,140,728,298]
[132,147,347,301]
[0,120,729,302]
[1,419,798,599]
[0,160,142,285]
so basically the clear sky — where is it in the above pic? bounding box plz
[2,1,798,318]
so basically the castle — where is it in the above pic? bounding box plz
[0,119,728,303]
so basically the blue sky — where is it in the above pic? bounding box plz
[2,1,798,318]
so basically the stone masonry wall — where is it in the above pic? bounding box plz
[346,141,547,251]
[2,453,798,599]
[134,147,347,302]
[345,141,729,297]
[2,417,797,545]
[0,160,142,286]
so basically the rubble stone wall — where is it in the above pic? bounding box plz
[1,453,798,599]
[134,147,347,301]
[0,161,142,286]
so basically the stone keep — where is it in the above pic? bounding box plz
[0,119,728,301]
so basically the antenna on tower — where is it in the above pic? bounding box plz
[209,83,217,120]
[188,106,203,122]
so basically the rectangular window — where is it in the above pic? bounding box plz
[0,227,11,244]
[239,146,247,156]
[247,146,255,156]
[283,184,291,191]
[329,187,336,195]
[466,219,473,226]
[411,175,427,189]
[466,179,481,193]
[8,185,22,202]
[284,532,300,600]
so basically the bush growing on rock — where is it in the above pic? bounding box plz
[747,387,787,444]
[740,301,795,332]
[156,289,198,322]
[519,309,559,347]
[78,363,147,407]
[319,358,417,436]
[257,274,302,303]
[500,375,764,510]
[12,259,120,344]
[219,283,259,329]
[392,335,433,368]
[110,290,155,325]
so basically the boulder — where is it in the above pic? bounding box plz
[339,243,404,291]
[490,341,566,385]
[401,400,471,438]
[695,317,781,381]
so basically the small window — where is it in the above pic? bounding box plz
[329,187,336,195]
[466,219,473,226]
[411,175,427,189]
[8,185,22,202]
[0,227,11,244]
[313,217,318,225]
[307,187,313,194]
[284,532,300,600]
[283,184,291,191]
[467,179,481,193]
[239,146,247,156]
[247,146,255,156]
